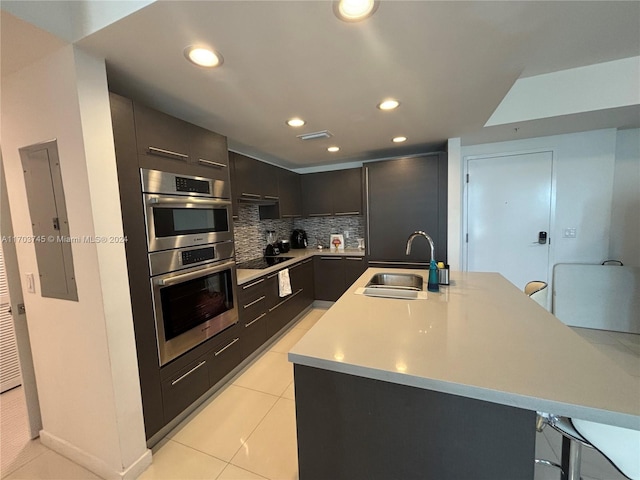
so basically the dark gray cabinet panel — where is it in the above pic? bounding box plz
[344,256,368,287]
[302,172,334,217]
[231,152,278,201]
[238,277,268,358]
[190,125,229,170]
[208,334,243,386]
[302,168,363,217]
[366,153,447,266]
[278,169,302,218]
[133,102,191,166]
[314,256,346,301]
[161,353,209,424]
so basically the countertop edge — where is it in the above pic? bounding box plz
[287,351,640,430]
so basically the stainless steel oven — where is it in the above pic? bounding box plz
[150,241,238,366]
[142,168,232,252]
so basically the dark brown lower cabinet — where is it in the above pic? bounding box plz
[161,353,210,423]
[314,255,367,301]
[208,335,243,386]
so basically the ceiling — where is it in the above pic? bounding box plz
[3,1,640,169]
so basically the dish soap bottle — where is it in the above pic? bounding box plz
[427,260,439,292]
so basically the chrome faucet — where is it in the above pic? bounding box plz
[405,231,435,263]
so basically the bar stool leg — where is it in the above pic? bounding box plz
[560,435,583,480]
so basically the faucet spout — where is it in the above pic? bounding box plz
[405,231,435,263]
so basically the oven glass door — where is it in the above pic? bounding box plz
[153,260,238,365]
[145,195,233,251]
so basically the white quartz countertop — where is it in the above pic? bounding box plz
[236,248,364,285]
[288,268,640,430]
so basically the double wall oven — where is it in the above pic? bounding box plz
[142,168,238,366]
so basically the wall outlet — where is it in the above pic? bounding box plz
[563,228,577,238]
[25,273,36,293]
[344,230,349,239]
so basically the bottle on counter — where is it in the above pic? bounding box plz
[428,260,439,292]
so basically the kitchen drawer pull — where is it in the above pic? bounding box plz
[264,195,279,200]
[243,295,265,309]
[268,289,303,312]
[320,256,342,260]
[242,278,265,289]
[148,146,189,160]
[267,272,279,279]
[198,158,227,168]
[241,192,261,198]
[302,258,313,264]
[171,361,206,386]
[214,337,239,356]
[345,257,363,261]
[335,211,360,216]
[308,213,332,217]
[245,313,266,327]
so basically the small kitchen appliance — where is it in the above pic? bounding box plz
[277,239,291,253]
[291,229,308,249]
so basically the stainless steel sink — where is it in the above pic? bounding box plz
[365,273,423,291]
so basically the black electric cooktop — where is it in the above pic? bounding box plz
[237,256,294,270]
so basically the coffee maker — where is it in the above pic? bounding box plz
[291,229,308,249]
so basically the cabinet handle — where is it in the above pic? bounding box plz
[245,313,266,327]
[241,192,261,198]
[242,278,265,289]
[264,195,279,200]
[243,295,265,309]
[198,158,227,168]
[171,361,206,386]
[309,213,332,217]
[282,214,301,218]
[267,272,279,279]
[320,256,343,260]
[335,211,360,216]
[214,337,239,356]
[345,257,363,261]
[148,146,189,160]
[268,289,303,312]
[302,258,313,264]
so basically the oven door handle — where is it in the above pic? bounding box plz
[156,261,236,286]
[149,196,231,207]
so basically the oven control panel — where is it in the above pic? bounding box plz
[175,176,211,195]
[181,247,215,266]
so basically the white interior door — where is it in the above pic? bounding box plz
[466,151,553,291]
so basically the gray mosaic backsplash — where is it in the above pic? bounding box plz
[233,203,365,262]
[293,216,365,250]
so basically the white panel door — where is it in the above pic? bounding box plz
[466,151,552,290]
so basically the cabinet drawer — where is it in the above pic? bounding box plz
[208,335,243,386]
[242,310,268,358]
[238,277,266,304]
[161,354,209,423]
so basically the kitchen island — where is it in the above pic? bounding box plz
[288,269,640,480]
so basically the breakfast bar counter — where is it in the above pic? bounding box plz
[288,269,640,480]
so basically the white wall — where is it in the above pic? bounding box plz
[1,45,150,479]
[451,129,617,272]
[609,128,640,267]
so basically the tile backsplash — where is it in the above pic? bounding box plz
[293,216,365,250]
[233,204,365,262]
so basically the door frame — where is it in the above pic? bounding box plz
[1,151,42,438]
[462,148,558,302]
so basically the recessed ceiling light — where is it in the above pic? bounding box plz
[328,146,340,152]
[378,99,400,111]
[287,118,306,127]
[334,0,378,22]
[184,46,223,68]
[392,136,407,143]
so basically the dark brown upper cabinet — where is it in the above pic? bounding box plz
[230,152,279,202]
[302,168,363,217]
[132,102,230,183]
[277,168,302,218]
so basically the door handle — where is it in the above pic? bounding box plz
[537,231,548,245]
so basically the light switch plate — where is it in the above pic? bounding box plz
[563,228,577,238]
[25,273,35,293]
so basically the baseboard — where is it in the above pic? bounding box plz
[40,430,152,480]
[312,300,334,308]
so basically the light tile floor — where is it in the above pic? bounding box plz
[1,309,638,480]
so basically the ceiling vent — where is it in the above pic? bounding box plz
[297,130,333,141]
